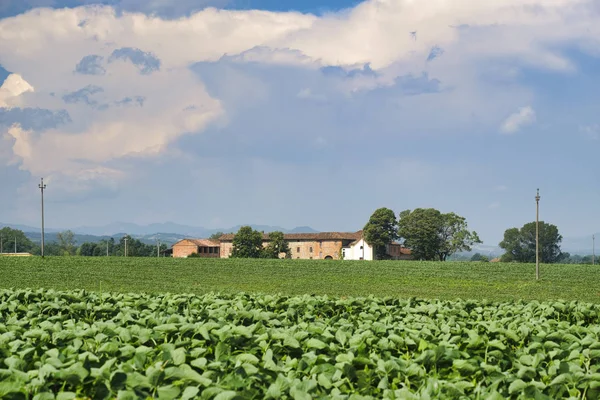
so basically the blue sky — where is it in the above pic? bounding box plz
[0,0,599,247]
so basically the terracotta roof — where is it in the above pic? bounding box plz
[173,238,220,247]
[219,231,363,242]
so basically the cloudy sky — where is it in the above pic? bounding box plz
[1,0,599,244]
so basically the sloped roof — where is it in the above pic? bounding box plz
[219,231,363,241]
[173,238,220,247]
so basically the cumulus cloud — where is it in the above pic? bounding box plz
[500,106,536,134]
[0,0,598,211]
[0,74,34,107]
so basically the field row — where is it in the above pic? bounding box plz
[1,289,600,398]
[1,257,600,302]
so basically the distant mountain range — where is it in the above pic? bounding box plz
[0,222,319,246]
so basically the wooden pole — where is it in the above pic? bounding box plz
[535,189,540,280]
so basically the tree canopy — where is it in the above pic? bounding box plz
[363,207,398,260]
[0,227,36,254]
[499,221,564,263]
[209,232,225,240]
[57,230,76,256]
[398,208,481,261]
[231,226,264,258]
[261,231,291,259]
[470,253,489,262]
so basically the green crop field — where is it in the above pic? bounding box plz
[2,258,600,399]
[1,289,600,399]
[0,257,599,302]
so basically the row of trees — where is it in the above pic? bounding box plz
[363,208,577,264]
[363,207,482,261]
[0,227,166,257]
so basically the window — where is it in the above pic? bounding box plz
[297,247,300,253]
[309,247,313,253]
[360,246,363,250]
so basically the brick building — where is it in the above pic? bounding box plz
[218,231,363,260]
[170,232,413,260]
[172,239,220,258]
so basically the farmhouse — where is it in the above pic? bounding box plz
[170,231,413,260]
[219,231,362,260]
[171,239,220,258]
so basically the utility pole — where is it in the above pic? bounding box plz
[124,237,128,257]
[157,238,160,257]
[14,237,17,253]
[106,241,109,257]
[39,178,47,257]
[535,188,540,280]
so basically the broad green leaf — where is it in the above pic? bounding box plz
[55,392,76,400]
[181,386,200,400]
[157,385,181,400]
[236,353,260,364]
[508,379,528,394]
[214,390,238,400]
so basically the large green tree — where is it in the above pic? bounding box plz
[231,226,264,258]
[261,231,291,259]
[209,232,225,240]
[0,227,37,254]
[398,208,481,261]
[363,207,398,260]
[499,221,564,263]
[57,230,76,256]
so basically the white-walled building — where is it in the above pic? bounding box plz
[342,239,412,261]
[342,238,374,260]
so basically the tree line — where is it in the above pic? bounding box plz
[363,208,588,263]
[363,207,482,260]
[0,227,167,257]
[1,212,593,263]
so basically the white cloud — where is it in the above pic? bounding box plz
[0,0,598,199]
[500,106,536,134]
[0,74,34,107]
